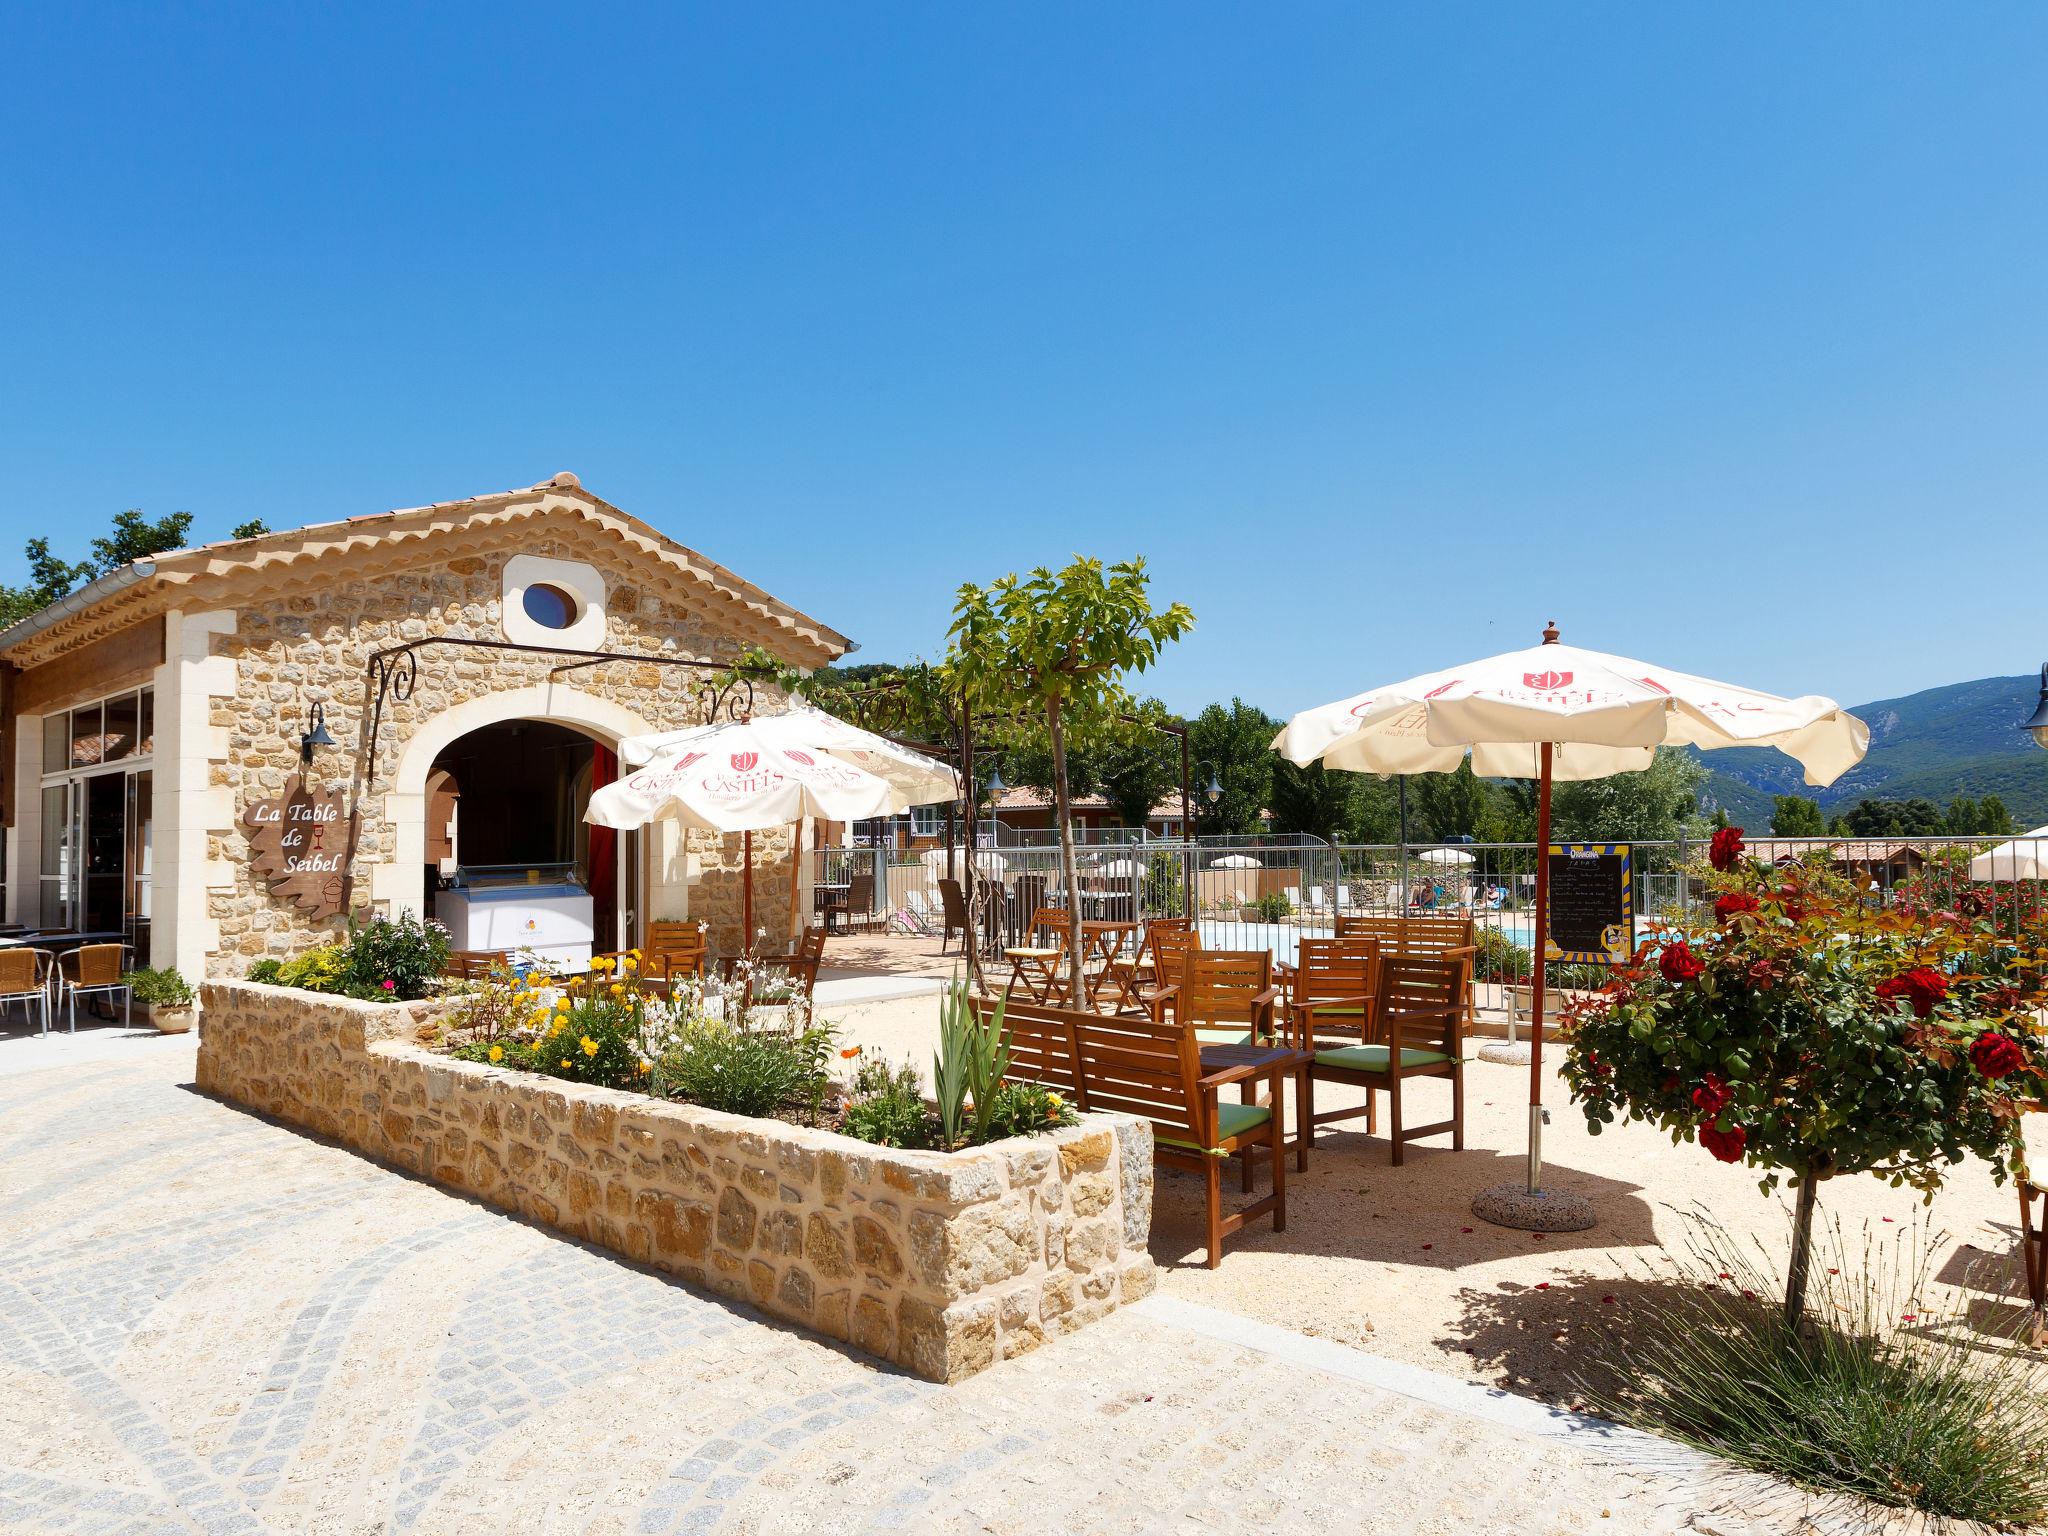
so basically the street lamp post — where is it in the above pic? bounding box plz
[2025,662,2048,750]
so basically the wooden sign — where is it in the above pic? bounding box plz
[244,781,355,920]
[1545,843,1633,964]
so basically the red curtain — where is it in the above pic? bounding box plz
[588,745,618,941]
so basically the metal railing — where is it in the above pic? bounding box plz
[808,830,2048,1005]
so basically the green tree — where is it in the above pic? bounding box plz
[1411,761,1491,841]
[1976,794,2016,836]
[1094,704,1181,829]
[1771,794,1828,836]
[231,518,271,540]
[0,509,196,629]
[1186,698,1277,836]
[1269,758,1357,842]
[1547,748,1707,841]
[1945,794,2016,836]
[943,557,1193,1001]
[1841,798,1946,837]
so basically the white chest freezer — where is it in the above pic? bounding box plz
[435,865,593,970]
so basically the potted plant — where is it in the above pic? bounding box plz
[125,966,198,1033]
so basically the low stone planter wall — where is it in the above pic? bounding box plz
[196,981,1156,1381]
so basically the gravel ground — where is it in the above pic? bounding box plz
[827,992,2048,1407]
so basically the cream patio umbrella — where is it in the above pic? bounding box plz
[1274,622,1869,1230]
[589,712,959,949]
[1968,825,2048,883]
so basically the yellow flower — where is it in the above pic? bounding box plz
[609,983,624,997]
[621,957,637,973]
[581,1035,599,1057]
[551,1019,565,1037]
[488,1044,504,1063]
[560,1058,571,1068]
[1047,1092,1064,1109]
[637,1060,651,1075]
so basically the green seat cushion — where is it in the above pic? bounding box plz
[1302,1004,1365,1017]
[1157,1101,1272,1152]
[1194,1027,1255,1046]
[1314,1044,1452,1073]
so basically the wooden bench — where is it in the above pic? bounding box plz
[977,995,1287,1268]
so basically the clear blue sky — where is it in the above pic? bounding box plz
[4,5,2044,719]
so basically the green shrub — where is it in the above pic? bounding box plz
[339,910,450,1000]
[450,963,656,1091]
[276,945,349,993]
[978,1079,1080,1141]
[1471,926,1528,982]
[839,1053,938,1149]
[246,958,283,984]
[933,980,1010,1148]
[1253,891,1292,923]
[124,967,194,1007]
[655,1015,834,1120]
[1588,1214,2048,1526]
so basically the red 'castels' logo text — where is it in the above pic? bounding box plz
[730,752,758,772]
[1524,670,1572,691]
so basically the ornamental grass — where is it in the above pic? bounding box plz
[1587,1213,2048,1528]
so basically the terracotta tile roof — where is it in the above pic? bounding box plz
[0,472,854,669]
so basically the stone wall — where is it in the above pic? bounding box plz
[196,981,1157,1382]
[202,535,799,973]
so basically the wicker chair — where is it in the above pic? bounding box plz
[0,946,53,1035]
[57,943,132,1031]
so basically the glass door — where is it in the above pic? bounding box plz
[82,773,126,934]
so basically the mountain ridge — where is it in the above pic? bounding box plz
[1695,673,2048,831]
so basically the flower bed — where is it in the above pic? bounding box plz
[196,980,1156,1381]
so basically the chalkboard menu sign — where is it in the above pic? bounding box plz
[1544,843,1633,964]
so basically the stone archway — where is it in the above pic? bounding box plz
[369,684,657,926]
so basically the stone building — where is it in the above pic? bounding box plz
[0,473,853,978]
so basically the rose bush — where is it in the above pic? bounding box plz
[1560,829,2048,1322]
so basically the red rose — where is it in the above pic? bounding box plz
[1714,892,1760,924]
[1969,1032,2027,1080]
[1699,1123,1748,1163]
[1708,826,1746,872]
[1775,886,1805,922]
[1690,1074,1731,1115]
[1658,940,1705,984]
[1875,966,1948,1019]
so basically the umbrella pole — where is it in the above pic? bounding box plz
[743,829,754,957]
[1528,742,1553,1194]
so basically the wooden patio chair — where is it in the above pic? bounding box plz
[718,927,827,1022]
[842,871,881,935]
[1301,952,1465,1165]
[643,920,708,983]
[937,878,969,954]
[1001,906,1073,1005]
[1066,1002,1287,1268]
[1102,916,1192,1015]
[444,948,511,981]
[975,995,1084,1100]
[0,946,53,1035]
[1151,949,1282,1050]
[1279,938,1378,1173]
[1133,924,1204,1024]
[1336,914,1478,1030]
[983,993,1288,1267]
[57,942,132,1032]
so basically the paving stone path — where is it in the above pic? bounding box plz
[0,1041,1778,1534]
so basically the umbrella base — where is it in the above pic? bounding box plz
[1476,1040,1531,1066]
[1471,1182,1596,1233]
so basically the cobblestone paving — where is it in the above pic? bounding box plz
[0,1043,1743,1534]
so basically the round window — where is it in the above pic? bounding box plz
[521,582,579,630]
